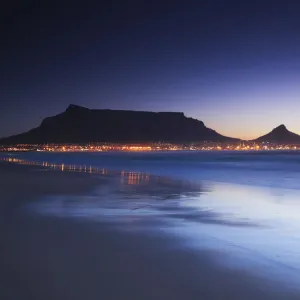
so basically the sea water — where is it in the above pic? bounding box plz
[2,150,300,290]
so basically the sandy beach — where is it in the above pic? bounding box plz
[1,161,300,300]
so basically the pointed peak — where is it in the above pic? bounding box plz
[65,104,89,112]
[273,124,288,131]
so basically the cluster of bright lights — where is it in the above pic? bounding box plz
[1,142,300,152]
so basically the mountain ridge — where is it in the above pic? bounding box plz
[0,104,239,144]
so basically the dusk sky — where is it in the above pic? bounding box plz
[1,0,300,139]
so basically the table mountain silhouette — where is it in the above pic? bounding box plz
[0,104,239,144]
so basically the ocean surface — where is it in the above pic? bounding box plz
[2,150,300,293]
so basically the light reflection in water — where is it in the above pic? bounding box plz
[1,156,146,181]
[0,157,202,197]
[3,156,300,290]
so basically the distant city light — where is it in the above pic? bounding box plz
[1,142,300,153]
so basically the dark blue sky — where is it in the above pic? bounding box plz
[1,0,300,139]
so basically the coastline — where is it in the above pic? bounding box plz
[0,162,104,215]
[1,161,300,300]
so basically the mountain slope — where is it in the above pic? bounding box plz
[254,124,300,143]
[0,104,239,144]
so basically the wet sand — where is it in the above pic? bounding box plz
[1,162,300,300]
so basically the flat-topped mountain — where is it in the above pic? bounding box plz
[0,104,239,144]
[254,124,300,143]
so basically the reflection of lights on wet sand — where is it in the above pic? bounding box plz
[0,157,151,186]
[128,172,141,185]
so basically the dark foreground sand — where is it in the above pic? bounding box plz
[1,162,299,300]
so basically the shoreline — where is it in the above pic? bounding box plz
[0,162,105,215]
[1,162,300,300]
